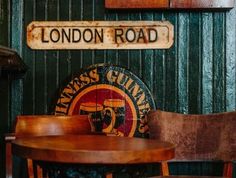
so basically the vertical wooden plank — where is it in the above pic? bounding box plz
[34,0,46,114]
[233,163,236,178]
[142,49,154,90]
[93,0,105,64]
[163,12,178,112]
[58,0,70,83]
[10,0,24,125]
[141,12,154,92]
[22,0,35,114]
[153,13,165,109]
[81,0,93,68]
[70,0,83,73]
[188,13,201,114]
[117,12,129,67]
[213,12,226,113]
[11,79,24,119]
[10,0,28,177]
[129,12,141,74]
[177,13,189,113]
[104,11,117,64]
[46,0,60,113]
[225,8,236,111]
[0,0,8,45]
[202,13,213,114]
[11,0,23,55]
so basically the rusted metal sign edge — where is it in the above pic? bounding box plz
[27,21,174,50]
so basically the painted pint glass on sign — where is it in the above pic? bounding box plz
[102,99,125,135]
[79,102,103,132]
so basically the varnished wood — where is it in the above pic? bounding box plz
[105,173,113,178]
[5,138,13,178]
[5,115,92,178]
[27,159,34,178]
[170,0,235,9]
[15,115,92,137]
[160,162,170,176]
[105,0,169,9]
[12,135,175,164]
[223,162,233,177]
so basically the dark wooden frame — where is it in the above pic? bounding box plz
[105,0,169,9]
[105,0,235,9]
[170,0,235,9]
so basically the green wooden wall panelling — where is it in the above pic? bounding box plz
[226,8,236,112]
[9,1,236,119]
[213,13,226,113]
[0,0,8,45]
[188,13,201,114]
[177,13,189,113]
[45,0,59,113]
[22,0,34,114]
[6,0,236,177]
[0,0,8,177]
[202,13,213,114]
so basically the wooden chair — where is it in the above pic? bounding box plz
[5,115,92,178]
[147,110,236,178]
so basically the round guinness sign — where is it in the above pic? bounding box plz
[54,63,155,137]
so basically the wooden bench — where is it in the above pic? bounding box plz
[5,115,92,178]
[148,110,236,178]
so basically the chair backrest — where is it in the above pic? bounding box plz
[148,110,236,161]
[14,115,92,138]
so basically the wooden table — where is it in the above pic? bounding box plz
[12,135,175,177]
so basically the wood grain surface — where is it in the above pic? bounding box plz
[14,115,92,137]
[12,135,175,164]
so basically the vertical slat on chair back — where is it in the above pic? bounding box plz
[15,115,92,137]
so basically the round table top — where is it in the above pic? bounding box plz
[12,135,175,164]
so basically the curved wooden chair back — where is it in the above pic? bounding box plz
[147,110,236,178]
[15,115,92,137]
[6,115,92,178]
